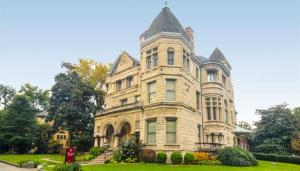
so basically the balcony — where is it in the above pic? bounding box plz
[96,102,143,116]
[195,142,225,152]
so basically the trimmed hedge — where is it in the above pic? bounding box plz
[157,152,167,164]
[218,147,258,167]
[184,153,195,164]
[171,152,183,165]
[253,153,300,165]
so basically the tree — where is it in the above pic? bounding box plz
[292,107,300,155]
[0,84,16,109]
[293,107,300,124]
[19,83,50,112]
[72,59,108,111]
[0,95,36,153]
[254,104,299,154]
[32,123,52,153]
[238,121,252,130]
[47,63,95,148]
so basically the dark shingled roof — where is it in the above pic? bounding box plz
[144,7,189,41]
[209,48,226,61]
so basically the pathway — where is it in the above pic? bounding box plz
[0,162,37,171]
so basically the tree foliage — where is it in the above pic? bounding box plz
[0,95,36,153]
[238,121,252,130]
[0,84,16,109]
[47,63,95,148]
[254,104,299,154]
[19,83,50,112]
[72,59,108,111]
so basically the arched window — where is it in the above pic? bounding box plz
[167,48,174,65]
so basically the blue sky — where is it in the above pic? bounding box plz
[0,0,299,124]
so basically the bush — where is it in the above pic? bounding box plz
[184,152,195,165]
[171,152,183,165]
[89,146,105,157]
[194,152,210,161]
[218,147,258,167]
[120,138,142,160]
[196,160,222,165]
[54,162,81,171]
[112,150,122,163]
[253,153,300,165]
[143,149,156,163]
[254,144,289,155]
[125,157,137,163]
[157,152,167,164]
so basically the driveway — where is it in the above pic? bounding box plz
[0,162,37,171]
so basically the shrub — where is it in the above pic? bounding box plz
[157,152,167,164]
[143,149,156,163]
[171,152,183,165]
[184,152,195,165]
[112,150,122,163]
[218,147,258,167]
[120,138,142,160]
[253,153,300,165]
[196,160,222,165]
[89,147,105,157]
[54,162,81,171]
[125,157,137,163]
[194,152,209,161]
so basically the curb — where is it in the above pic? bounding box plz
[0,159,19,167]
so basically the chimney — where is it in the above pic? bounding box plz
[185,27,194,51]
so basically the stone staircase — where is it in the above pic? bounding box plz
[85,150,114,165]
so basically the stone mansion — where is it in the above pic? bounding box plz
[94,7,249,153]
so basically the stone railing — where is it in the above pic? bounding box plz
[195,142,225,152]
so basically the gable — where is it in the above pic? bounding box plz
[110,51,139,75]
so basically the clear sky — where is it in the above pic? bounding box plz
[0,0,299,124]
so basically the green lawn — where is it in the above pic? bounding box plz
[80,161,300,171]
[0,154,88,165]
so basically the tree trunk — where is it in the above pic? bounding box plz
[68,130,72,148]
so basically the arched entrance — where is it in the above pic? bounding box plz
[105,124,115,148]
[119,122,132,144]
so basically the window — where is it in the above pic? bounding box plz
[147,120,156,144]
[207,107,211,120]
[213,107,217,120]
[116,80,122,91]
[196,91,200,109]
[153,52,158,67]
[167,49,174,65]
[106,83,109,91]
[187,58,190,71]
[146,56,151,69]
[120,99,127,105]
[57,135,60,139]
[166,119,176,144]
[222,75,226,87]
[183,56,187,69]
[148,82,156,103]
[196,66,199,79]
[207,70,217,82]
[166,79,176,101]
[135,95,140,103]
[127,76,133,88]
[224,100,228,123]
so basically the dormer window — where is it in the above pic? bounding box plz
[167,48,174,65]
[207,70,217,82]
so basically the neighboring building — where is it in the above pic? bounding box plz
[94,7,249,153]
[36,111,69,149]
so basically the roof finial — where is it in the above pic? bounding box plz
[165,0,168,7]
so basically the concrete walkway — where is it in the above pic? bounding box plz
[0,162,37,171]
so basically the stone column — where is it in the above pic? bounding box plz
[114,134,120,148]
[94,137,98,147]
[99,136,104,147]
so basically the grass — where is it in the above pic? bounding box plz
[80,161,300,171]
[1,154,299,171]
[0,153,88,165]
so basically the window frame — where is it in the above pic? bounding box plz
[166,79,176,101]
[148,81,156,103]
[167,48,174,65]
[165,118,177,144]
[147,119,156,144]
[116,80,122,91]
